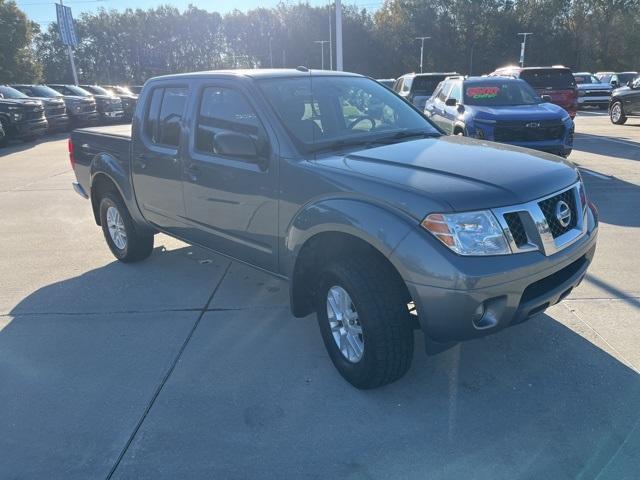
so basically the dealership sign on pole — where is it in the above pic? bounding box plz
[55,2,79,85]
[56,3,78,48]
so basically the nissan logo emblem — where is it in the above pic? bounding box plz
[555,200,572,228]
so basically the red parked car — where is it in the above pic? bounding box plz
[489,66,578,118]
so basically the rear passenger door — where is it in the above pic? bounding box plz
[181,81,278,271]
[131,85,188,230]
[441,80,462,134]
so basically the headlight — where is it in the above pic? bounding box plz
[421,210,511,255]
[561,114,571,122]
[12,112,24,121]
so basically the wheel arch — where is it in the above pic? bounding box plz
[284,199,415,318]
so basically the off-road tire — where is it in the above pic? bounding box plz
[99,191,154,262]
[315,257,414,389]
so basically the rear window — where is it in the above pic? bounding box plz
[411,76,447,94]
[520,69,576,89]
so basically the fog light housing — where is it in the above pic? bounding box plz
[472,303,485,321]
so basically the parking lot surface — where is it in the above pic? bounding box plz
[1,113,639,479]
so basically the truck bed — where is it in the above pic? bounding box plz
[71,124,133,200]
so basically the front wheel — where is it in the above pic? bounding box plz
[610,101,627,125]
[99,191,154,262]
[315,257,414,389]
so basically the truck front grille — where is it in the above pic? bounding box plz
[538,189,578,238]
[493,183,586,257]
[494,120,565,142]
[46,106,66,117]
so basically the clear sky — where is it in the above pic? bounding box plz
[17,0,382,28]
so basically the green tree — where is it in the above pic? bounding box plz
[0,0,42,83]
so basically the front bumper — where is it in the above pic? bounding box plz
[11,118,48,139]
[98,109,125,123]
[46,114,71,132]
[398,204,598,344]
[70,111,100,127]
[578,96,610,106]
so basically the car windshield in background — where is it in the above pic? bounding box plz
[520,69,576,89]
[618,73,638,85]
[0,86,29,99]
[83,85,113,96]
[27,85,63,97]
[412,76,446,94]
[574,75,600,84]
[463,81,541,106]
[60,85,93,97]
[258,75,440,151]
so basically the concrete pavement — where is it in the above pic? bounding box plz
[0,113,639,479]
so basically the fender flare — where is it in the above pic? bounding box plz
[89,152,147,226]
[283,197,416,316]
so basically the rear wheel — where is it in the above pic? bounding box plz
[610,101,627,124]
[99,191,154,262]
[315,257,414,389]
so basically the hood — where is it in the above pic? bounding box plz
[27,96,65,106]
[312,136,578,212]
[93,95,120,101]
[0,98,42,107]
[468,103,567,122]
[62,95,95,102]
[577,82,612,91]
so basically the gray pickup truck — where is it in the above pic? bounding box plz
[70,69,598,389]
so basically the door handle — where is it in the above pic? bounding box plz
[135,153,148,169]
[185,164,200,182]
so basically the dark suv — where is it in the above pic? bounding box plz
[24,84,99,127]
[49,84,123,124]
[609,76,640,125]
[102,85,138,121]
[596,71,639,89]
[11,84,71,132]
[393,72,459,110]
[0,85,48,146]
[490,66,578,118]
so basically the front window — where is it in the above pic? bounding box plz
[463,80,541,106]
[0,86,28,99]
[257,75,439,152]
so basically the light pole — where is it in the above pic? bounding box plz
[268,36,273,68]
[518,32,533,67]
[335,0,343,70]
[416,36,430,73]
[314,40,330,70]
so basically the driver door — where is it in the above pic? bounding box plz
[181,81,279,271]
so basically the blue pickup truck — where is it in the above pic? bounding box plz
[69,69,598,388]
[425,76,574,157]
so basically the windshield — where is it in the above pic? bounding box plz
[54,85,93,97]
[0,86,29,99]
[257,75,439,152]
[520,69,576,89]
[15,85,63,98]
[463,81,541,106]
[618,73,638,85]
[82,85,112,96]
[412,75,448,94]
[574,75,600,85]
[112,86,134,95]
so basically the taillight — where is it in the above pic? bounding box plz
[68,138,75,168]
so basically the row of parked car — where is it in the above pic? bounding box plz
[378,66,640,157]
[0,84,141,147]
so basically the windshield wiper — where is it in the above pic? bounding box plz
[377,129,441,144]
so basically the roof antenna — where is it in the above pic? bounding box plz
[296,66,309,72]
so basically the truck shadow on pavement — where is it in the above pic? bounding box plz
[579,168,640,228]
[2,245,640,479]
[573,132,640,161]
[0,132,70,157]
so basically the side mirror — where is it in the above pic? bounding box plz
[213,131,258,159]
[540,95,552,102]
[456,104,465,114]
[611,81,619,88]
[445,98,457,107]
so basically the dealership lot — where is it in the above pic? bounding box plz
[1,112,639,479]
